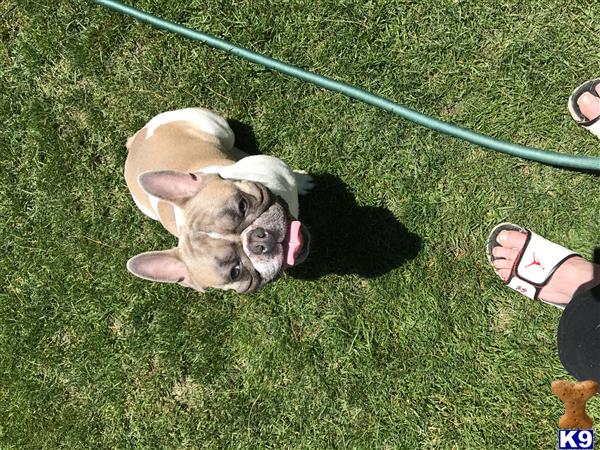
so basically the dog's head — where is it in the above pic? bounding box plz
[127,156,311,293]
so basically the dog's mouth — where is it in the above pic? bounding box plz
[283,220,310,267]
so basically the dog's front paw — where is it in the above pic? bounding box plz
[294,171,314,195]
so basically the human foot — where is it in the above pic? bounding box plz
[568,79,600,137]
[488,224,600,308]
[577,83,600,121]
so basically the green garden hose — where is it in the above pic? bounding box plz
[94,0,600,171]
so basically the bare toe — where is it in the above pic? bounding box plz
[496,230,527,249]
[577,92,600,121]
[492,245,519,260]
[490,230,527,281]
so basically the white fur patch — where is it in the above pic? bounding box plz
[132,195,159,220]
[199,155,301,218]
[148,194,161,217]
[193,230,241,242]
[197,231,228,240]
[144,108,235,149]
[174,206,186,233]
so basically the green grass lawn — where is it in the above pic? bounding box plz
[2,0,600,448]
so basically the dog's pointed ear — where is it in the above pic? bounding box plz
[138,170,210,207]
[127,248,193,287]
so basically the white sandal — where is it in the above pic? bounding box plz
[487,223,580,309]
[567,78,600,139]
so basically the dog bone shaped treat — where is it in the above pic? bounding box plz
[551,379,598,429]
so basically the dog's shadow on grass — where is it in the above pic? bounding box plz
[228,119,261,155]
[229,119,422,279]
[289,173,422,280]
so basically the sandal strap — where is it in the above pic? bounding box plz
[506,277,538,300]
[583,121,600,138]
[513,231,579,286]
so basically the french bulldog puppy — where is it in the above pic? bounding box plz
[125,108,312,293]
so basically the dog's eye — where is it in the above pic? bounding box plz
[238,198,248,215]
[230,262,242,281]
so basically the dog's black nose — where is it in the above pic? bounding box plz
[248,227,275,255]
